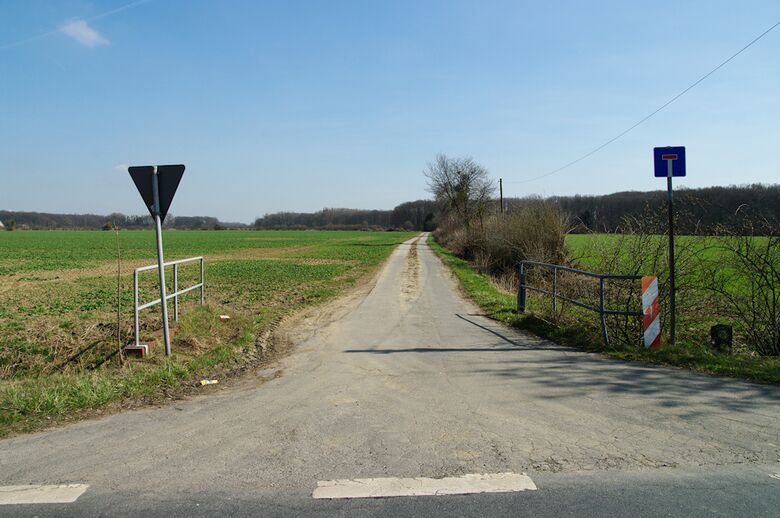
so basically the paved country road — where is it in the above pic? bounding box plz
[1,235,779,517]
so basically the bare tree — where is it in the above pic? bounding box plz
[424,154,495,230]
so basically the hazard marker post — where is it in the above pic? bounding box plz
[128,164,185,356]
[642,275,661,348]
[654,146,685,345]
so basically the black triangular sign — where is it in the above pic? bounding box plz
[128,166,155,215]
[128,164,185,222]
[156,165,185,221]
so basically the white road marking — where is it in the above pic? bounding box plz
[0,484,89,505]
[313,472,536,499]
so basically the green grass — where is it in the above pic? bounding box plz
[565,233,770,270]
[430,237,780,384]
[0,229,417,435]
[0,229,406,275]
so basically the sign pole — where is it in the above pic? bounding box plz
[654,147,684,347]
[151,167,172,356]
[128,164,184,357]
[666,172,676,346]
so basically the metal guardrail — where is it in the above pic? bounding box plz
[133,256,204,348]
[517,260,643,347]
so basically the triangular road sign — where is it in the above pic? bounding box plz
[128,164,185,222]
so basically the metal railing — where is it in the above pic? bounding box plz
[133,256,205,347]
[517,261,643,347]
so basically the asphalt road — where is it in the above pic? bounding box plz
[1,234,779,516]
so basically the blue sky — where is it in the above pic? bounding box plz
[1,0,778,223]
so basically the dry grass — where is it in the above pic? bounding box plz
[436,199,569,275]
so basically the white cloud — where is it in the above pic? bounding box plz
[114,164,129,173]
[60,18,109,47]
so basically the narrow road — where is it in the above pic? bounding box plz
[1,235,779,516]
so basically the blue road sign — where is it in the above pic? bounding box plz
[654,146,686,177]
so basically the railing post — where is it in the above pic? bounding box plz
[552,267,558,317]
[173,263,179,322]
[517,262,527,313]
[599,276,609,347]
[200,257,205,305]
[133,269,140,346]
[132,257,206,355]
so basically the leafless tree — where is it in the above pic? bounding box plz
[424,154,495,230]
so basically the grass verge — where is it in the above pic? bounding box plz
[1,302,266,437]
[429,237,780,384]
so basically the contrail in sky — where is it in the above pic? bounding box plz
[0,0,154,51]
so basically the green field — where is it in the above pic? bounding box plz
[566,233,727,267]
[0,229,417,435]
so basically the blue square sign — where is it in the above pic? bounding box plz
[654,146,686,177]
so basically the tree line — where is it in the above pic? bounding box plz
[0,211,246,230]
[252,200,439,231]
[3,184,778,233]
[537,183,780,234]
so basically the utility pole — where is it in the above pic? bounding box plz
[499,178,504,214]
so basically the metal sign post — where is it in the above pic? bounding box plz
[653,147,685,345]
[150,168,172,355]
[128,164,185,356]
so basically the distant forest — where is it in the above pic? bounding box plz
[254,184,779,234]
[2,184,778,234]
[252,200,439,231]
[544,183,780,233]
[0,211,247,230]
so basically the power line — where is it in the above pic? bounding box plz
[508,20,780,185]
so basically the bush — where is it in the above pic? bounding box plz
[480,200,569,271]
[707,218,780,356]
[435,199,569,275]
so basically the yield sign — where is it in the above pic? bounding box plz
[128,165,185,222]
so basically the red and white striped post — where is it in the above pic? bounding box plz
[642,276,661,348]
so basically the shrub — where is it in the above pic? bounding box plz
[479,200,569,272]
[435,199,569,273]
[707,217,780,356]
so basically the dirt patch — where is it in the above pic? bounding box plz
[241,237,296,241]
[267,252,395,354]
[401,237,421,300]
